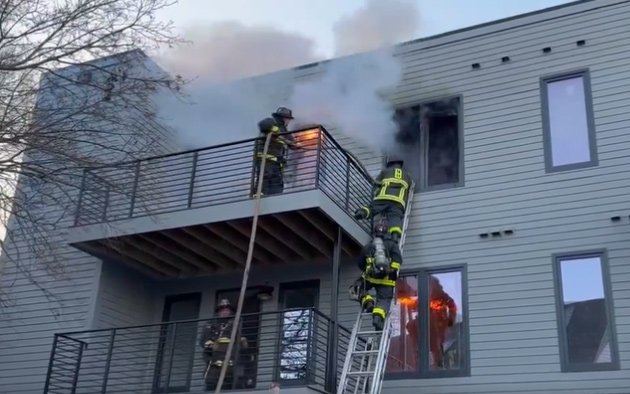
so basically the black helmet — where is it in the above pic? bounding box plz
[386,155,404,167]
[215,298,234,313]
[373,222,387,237]
[272,107,294,119]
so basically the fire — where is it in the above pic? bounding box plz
[295,128,320,148]
[430,300,446,311]
[398,296,417,307]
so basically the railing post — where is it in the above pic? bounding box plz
[344,158,351,210]
[164,322,178,391]
[43,334,59,394]
[74,170,87,226]
[187,152,198,208]
[305,309,314,386]
[100,329,116,394]
[102,184,110,222]
[314,128,323,189]
[129,161,140,218]
[326,227,342,392]
[71,341,85,394]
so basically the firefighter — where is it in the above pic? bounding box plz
[199,299,248,390]
[428,276,457,368]
[253,107,300,196]
[352,222,403,331]
[354,155,413,244]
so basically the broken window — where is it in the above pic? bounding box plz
[393,96,462,190]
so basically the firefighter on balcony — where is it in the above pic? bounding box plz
[253,107,300,197]
[428,276,457,368]
[354,155,413,244]
[200,299,248,390]
[352,222,403,331]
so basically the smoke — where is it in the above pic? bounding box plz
[288,0,419,152]
[333,0,420,57]
[155,0,420,151]
[159,21,319,83]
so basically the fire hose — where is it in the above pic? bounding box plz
[211,131,274,394]
[210,130,374,393]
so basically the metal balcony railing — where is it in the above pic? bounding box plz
[44,308,353,394]
[73,127,373,231]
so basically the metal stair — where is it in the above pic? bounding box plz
[337,182,415,394]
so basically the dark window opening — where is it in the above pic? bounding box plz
[393,96,462,190]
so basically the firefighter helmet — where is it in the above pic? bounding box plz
[386,155,404,167]
[215,298,234,313]
[272,107,294,119]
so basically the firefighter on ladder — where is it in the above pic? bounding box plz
[253,107,300,197]
[354,155,413,244]
[200,299,248,390]
[351,222,403,331]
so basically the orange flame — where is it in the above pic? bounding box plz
[295,129,319,147]
[398,296,417,307]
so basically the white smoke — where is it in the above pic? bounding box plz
[155,0,420,150]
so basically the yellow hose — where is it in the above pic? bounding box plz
[212,131,273,393]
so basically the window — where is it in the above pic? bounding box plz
[386,267,469,378]
[541,70,597,171]
[393,96,463,191]
[553,251,619,372]
[277,280,320,383]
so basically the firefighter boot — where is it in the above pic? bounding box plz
[373,315,384,331]
[361,294,375,313]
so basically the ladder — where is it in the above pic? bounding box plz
[337,182,415,394]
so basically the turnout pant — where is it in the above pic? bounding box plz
[355,277,395,320]
[252,161,284,196]
[203,343,234,389]
[371,201,405,236]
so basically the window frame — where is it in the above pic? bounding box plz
[390,94,465,192]
[540,69,598,173]
[385,264,471,380]
[552,249,620,372]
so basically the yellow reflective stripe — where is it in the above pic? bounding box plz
[366,277,396,286]
[366,257,374,266]
[361,294,374,305]
[390,262,401,270]
[217,337,231,343]
[256,153,278,161]
[373,307,386,318]
[389,226,402,235]
[270,125,280,132]
[361,207,370,217]
[381,177,409,190]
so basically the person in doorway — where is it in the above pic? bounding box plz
[428,276,457,368]
[351,222,403,331]
[199,299,248,390]
[354,155,413,244]
[252,107,300,197]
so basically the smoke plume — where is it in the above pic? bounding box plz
[155,0,420,151]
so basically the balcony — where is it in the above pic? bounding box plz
[43,308,354,394]
[68,126,373,279]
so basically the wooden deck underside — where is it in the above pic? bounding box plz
[76,207,363,279]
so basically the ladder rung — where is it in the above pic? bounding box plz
[358,331,383,336]
[348,371,375,376]
[351,350,380,356]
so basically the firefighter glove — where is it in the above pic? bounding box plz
[204,340,215,348]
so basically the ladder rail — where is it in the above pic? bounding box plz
[338,181,415,394]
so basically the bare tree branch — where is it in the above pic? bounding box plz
[0,0,186,309]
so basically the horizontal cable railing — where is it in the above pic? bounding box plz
[73,126,374,231]
[44,308,352,394]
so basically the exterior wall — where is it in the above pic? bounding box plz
[0,52,179,392]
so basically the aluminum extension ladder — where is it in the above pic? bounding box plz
[337,182,415,394]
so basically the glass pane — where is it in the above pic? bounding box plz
[279,285,318,381]
[428,272,463,371]
[426,98,460,187]
[559,256,610,364]
[386,275,419,373]
[546,76,592,166]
